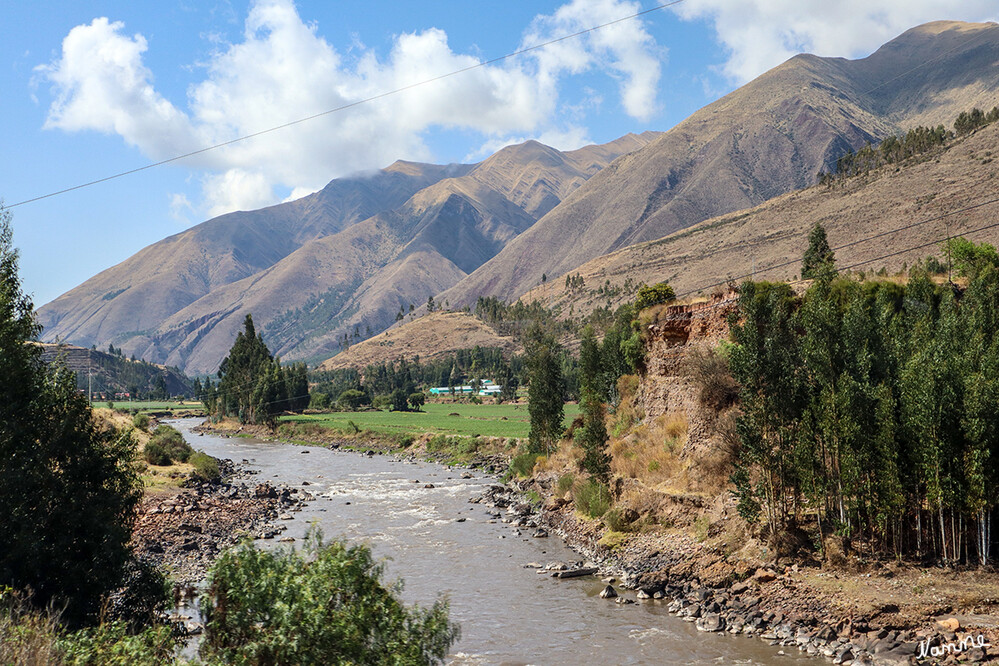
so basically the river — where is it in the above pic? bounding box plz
[172,418,809,666]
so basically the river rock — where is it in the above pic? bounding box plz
[936,617,960,632]
[599,585,618,599]
[254,483,277,499]
[533,528,549,538]
[696,613,725,632]
[615,597,634,605]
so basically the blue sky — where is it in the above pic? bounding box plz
[3,1,997,308]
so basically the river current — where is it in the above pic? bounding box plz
[172,418,808,666]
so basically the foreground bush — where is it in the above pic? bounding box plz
[143,425,191,466]
[200,530,460,665]
[0,588,178,666]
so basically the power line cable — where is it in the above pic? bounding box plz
[8,0,687,209]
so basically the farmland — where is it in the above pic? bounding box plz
[281,401,580,440]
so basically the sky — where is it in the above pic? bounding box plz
[2,1,997,307]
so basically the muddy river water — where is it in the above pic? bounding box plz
[173,418,808,665]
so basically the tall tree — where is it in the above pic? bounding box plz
[0,209,143,625]
[576,326,610,479]
[801,222,837,280]
[525,323,565,455]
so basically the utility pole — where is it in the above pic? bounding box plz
[88,347,92,406]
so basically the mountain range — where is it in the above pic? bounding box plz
[36,20,999,375]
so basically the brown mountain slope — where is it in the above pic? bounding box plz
[76,133,655,374]
[439,21,999,309]
[37,161,466,348]
[521,119,999,319]
[318,311,520,371]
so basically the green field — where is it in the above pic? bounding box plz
[282,402,580,439]
[93,400,204,412]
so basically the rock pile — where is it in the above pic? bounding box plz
[132,478,316,585]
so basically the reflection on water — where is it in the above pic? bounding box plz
[173,419,810,666]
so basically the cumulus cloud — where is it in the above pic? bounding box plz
[36,0,663,216]
[523,0,662,120]
[672,0,999,84]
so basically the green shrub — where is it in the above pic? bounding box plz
[572,478,612,518]
[557,473,575,495]
[597,530,628,551]
[62,622,178,666]
[426,435,451,453]
[189,452,220,483]
[603,507,635,532]
[146,425,191,464]
[458,437,480,455]
[371,394,392,410]
[200,530,459,665]
[408,392,426,411]
[634,281,675,311]
[508,452,540,478]
[337,389,366,411]
[131,413,150,431]
[142,441,170,466]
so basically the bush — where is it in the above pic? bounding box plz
[131,413,150,431]
[603,507,637,532]
[309,391,331,410]
[408,392,426,411]
[371,394,392,410]
[390,388,409,412]
[426,435,452,453]
[572,478,612,518]
[142,441,170,466]
[200,530,459,665]
[685,346,739,410]
[634,281,675,311]
[508,452,540,478]
[337,389,367,411]
[557,473,575,495]
[189,452,220,483]
[61,622,178,666]
[145,425,191,464]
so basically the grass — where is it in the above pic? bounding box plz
[281,402,580,440]
[92,400,203,412]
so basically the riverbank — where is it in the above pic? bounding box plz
[188,417,998,664]
[479,480,999,666]
[131,461,316,588]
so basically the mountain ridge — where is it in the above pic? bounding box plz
[436,20,999,309]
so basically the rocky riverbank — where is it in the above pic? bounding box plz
[472,483,999,665]
[188,418,998,664]
[132,465,318,588]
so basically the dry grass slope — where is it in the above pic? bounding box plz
[318,311,521,370]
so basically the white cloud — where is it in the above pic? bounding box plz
[36,0,663,217]
[672,1,999,84]
[523,0,662,120]
[168,192,194,224]
[37,17,199,156]
[201,169,275,217]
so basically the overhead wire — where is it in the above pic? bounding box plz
[8,0,688,209]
